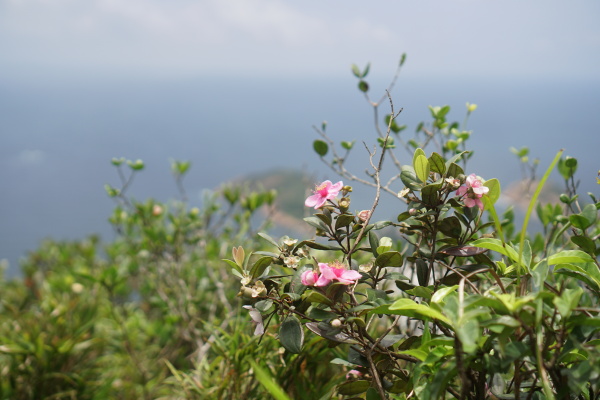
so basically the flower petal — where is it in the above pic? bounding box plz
[305,194,326,209]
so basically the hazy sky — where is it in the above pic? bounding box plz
[2,0,599,81]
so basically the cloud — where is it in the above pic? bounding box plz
[0,0,394,76]
[0,0,598,79]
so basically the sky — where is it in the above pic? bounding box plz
[1,0,599,273]
[2,0,600,82]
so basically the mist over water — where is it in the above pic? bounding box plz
[1,74,598,276]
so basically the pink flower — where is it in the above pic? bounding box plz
[346,369,363,380]
[456,174,489,210]
[301,270,319,286]
[305,180,343,209]
[317,262,361,286]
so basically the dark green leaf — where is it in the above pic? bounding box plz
[313,140,329,157]
[439,246,488,257]
[368,231,379,257]
[306,322,353,343]
[250,256,272,279]
[337,380,370,396]
[439,216,463,238]
[375,251,404,268]
[421,183,441,206]
[279,316,304,354]
[429,152,446,175]
[335,214,356,230]
[362,63,370,78]
[400,165,422,190]
[257,232,279,247]
[571,236,596,254]
[569,203,597,230]
[303,217,328,231]
[446,162,464,179]
[300,240,342,251]
[358,80,369,92]
[416,259,428,286]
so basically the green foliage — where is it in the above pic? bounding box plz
[1,56,599,400]
[233,57,600,400]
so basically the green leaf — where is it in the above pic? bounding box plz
[554,264,600,292]
[376,236,393,254]
[351,64,361,78]
[400,165,422,190]
[335,214,356,230]
[313,140,329,157]
[279,316,304,354]
[470,238,521,264]
[421,183,441,206]
[416,259,428,286]
[377,137,395,149]
[569,203,597,230]
[431,286,458,304]
[547,250,594,265]
[341,140,355,150]
[445,151,469,169]
[303,217,329,231]
[257,232,279,247]
[412,148,426,163]
[375,251,404,268]
[368,230,379,257]
[127,159,144,170]
[250,256,273,279]
[248,360,293,400]
[571,236,596,254]
[358,80,369,92]
[557,156,578,179]
[362,63,370,78]
[429,152,446,175]
[482,178,501,209]
[380,299,450,325]
[223,259,244,275]
[553,287,583,318]
[337,380,370,396]
[305,290,334,306]
[439,216,463,238]
[301,241,342,251]
[366,388,381,400]
[455,318,479,354]
[104,184,120,197]
[446,162,464,179]
[414,155,430,183]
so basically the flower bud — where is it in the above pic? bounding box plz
[238,286,255,299]
[359,262,373,273]
[152,204,163,216]
[338,197,350,210]
[357,210,370,222]
[331,319,342,328]
[398,188,410,198]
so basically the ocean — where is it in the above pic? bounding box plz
[1,73,598,276]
